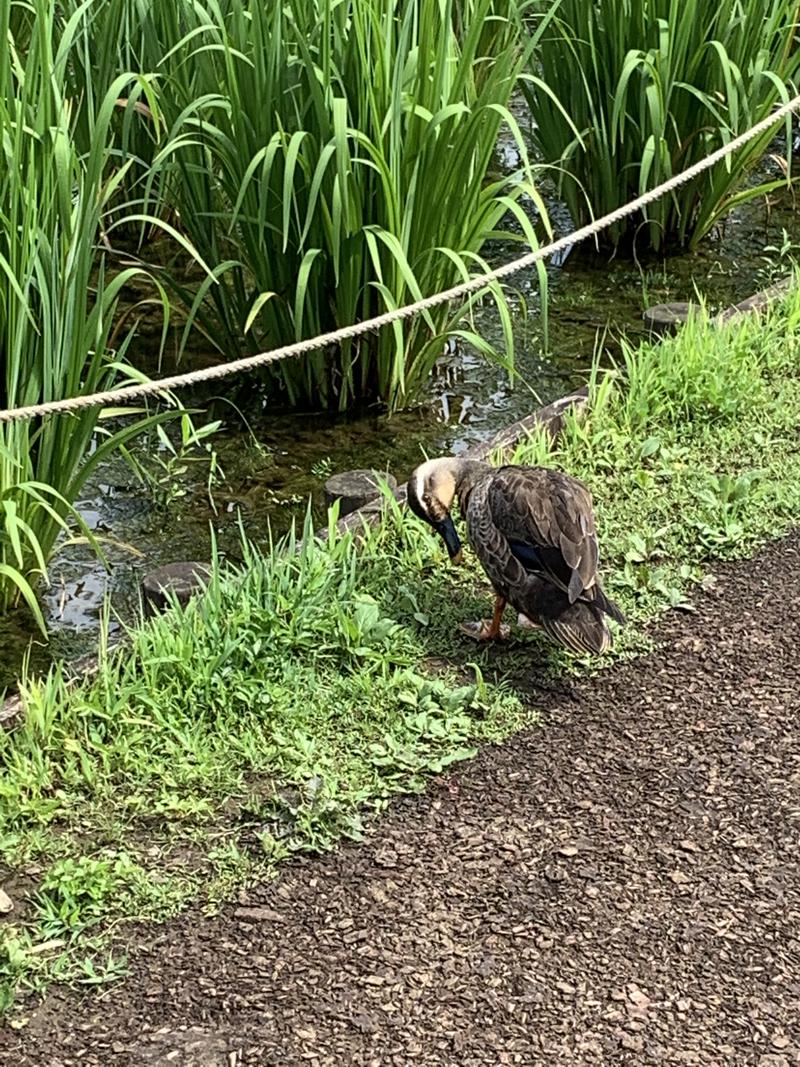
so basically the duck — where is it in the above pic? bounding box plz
[406,457,625,655]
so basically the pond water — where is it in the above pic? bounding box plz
[1,160,797,691]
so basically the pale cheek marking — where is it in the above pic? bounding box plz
[414,470,427,514]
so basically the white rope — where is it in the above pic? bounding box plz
[2,93,798,425]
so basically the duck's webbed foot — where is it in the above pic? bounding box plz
[517,612,541,631]
[459,619,512,641]
[459,596,509,641]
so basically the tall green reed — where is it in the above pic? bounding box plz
[524,0,800,251]
[144,0,555,411]
[0,0,172,626]
[62,0,171,243]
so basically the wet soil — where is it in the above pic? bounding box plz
[4,532,799,1065]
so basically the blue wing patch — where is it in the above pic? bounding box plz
[507,539,545,572]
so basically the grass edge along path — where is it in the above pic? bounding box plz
[3,283,800,1014]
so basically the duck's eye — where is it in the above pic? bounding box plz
[426,498,447,523]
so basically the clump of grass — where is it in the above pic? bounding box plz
[615,305,767,431]
[59,0,169,241]
[523,0,800,251]
[2,508,511,827]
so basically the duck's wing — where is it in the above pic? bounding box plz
[487,467,599,604]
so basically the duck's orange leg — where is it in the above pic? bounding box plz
[459,596,510,641]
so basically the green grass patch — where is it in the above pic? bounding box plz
[3,281,800,1013]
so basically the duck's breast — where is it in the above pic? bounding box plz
[465,479,527,599]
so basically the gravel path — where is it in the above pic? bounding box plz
[4,534,800,1066]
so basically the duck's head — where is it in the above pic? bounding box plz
[406,457,463,564]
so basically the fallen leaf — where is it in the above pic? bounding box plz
[28,939,66,956]
[233,907,284,923]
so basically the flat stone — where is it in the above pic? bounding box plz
[324,469,398,518]
[0,887,13,913]
[141,562,211,617]
[643,303,693,336]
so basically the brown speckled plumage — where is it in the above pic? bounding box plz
[408,458,625,655]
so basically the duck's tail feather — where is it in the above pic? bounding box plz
[540,601,612,656]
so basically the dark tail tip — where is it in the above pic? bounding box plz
[595,585,626,627]
[606,600,626,627]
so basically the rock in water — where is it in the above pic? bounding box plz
[643,302,692,337]
[141,561,211,617]
[324,469,398,517]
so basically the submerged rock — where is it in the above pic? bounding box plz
[643,302,693,336]
[324,469,398,517]
[141,561,211,617]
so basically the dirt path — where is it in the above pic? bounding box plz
[4,535,800,1066]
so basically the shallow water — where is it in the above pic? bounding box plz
[1,168,797,690]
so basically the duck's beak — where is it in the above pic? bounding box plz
[435,515,463,564]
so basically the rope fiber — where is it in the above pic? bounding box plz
[2,93,799,425]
